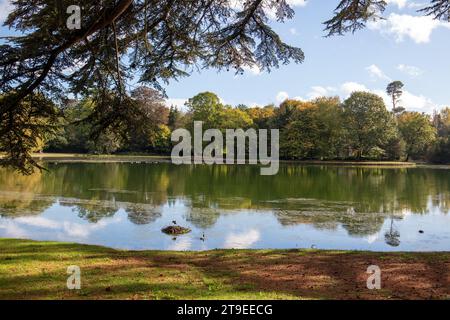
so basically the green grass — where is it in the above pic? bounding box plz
[0,239,297,300]
[1,239,449,300]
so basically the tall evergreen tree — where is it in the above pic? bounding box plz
[386,81,405,115]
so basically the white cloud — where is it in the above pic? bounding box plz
[375,88,434,112]
[340,82,370,96]
[397,64,423,77]
[399,90,434,111]
[0,0,13,23]
[406,2,426,9]
[167,237,193,251]
[366,64,392,81]
[368,13,450,44]
[242,64,262,76]
[276,91,290,103]
[0,220,28,238]
[224,229,260,249]
[261,0,308,20]
[274,78,438,113]
[15,217,60,229]
[0,214,123,240]
[166,98,188,110]
[386,0,408,9]
[343,83,435,112]
[307,86,330,99]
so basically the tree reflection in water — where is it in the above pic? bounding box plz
[0,163,449,237]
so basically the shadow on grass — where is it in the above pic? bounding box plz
[0,239,449,300]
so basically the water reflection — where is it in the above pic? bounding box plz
[0,163,449,251]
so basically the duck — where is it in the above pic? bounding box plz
[172,220,177,225]
[200,232,206,241]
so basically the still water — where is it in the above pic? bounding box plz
[0,163,449,251]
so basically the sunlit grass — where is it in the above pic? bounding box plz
[1,239,449,300]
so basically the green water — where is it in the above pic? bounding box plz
[0,163,449,251]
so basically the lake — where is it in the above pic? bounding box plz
[0,163,449,251]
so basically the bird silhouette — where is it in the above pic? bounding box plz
[200,232,206,241]
[172,220,177,225]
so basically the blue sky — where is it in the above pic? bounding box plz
[1,0,449,113]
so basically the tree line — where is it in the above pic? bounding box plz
[38,85,450,164]
[2,0,449,173]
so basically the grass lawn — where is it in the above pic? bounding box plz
[0,239,449,300]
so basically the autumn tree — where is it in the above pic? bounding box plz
[246,105,275,129]
[272,99,303,129]
[127,86,169,151]
[221,107,254,129]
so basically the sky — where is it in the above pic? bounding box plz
[1,0,449,113]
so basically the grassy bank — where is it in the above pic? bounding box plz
[0,239,449,300]
[1,153,423,167]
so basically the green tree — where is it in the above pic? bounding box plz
[428,137,450,164]
[342,92,397,159]
[148,124,172,153]
[281,103,321,159]
[168,106,181,131]
[1,0,305,173]
[398,112,437,161]
[279,97,348,160]
[0,93,60,174]
[47,98,125,154]
[312,97,346,159]
[272,99,305,129]
[220,107,254,129]
[186,92,225,130]
[433,107,450,137]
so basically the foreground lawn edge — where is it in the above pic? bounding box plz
[0,239,449,300]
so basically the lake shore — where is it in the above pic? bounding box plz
[2,152,439,167]
[1,239,449,300]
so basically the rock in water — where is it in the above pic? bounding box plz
[162,226,191,235]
